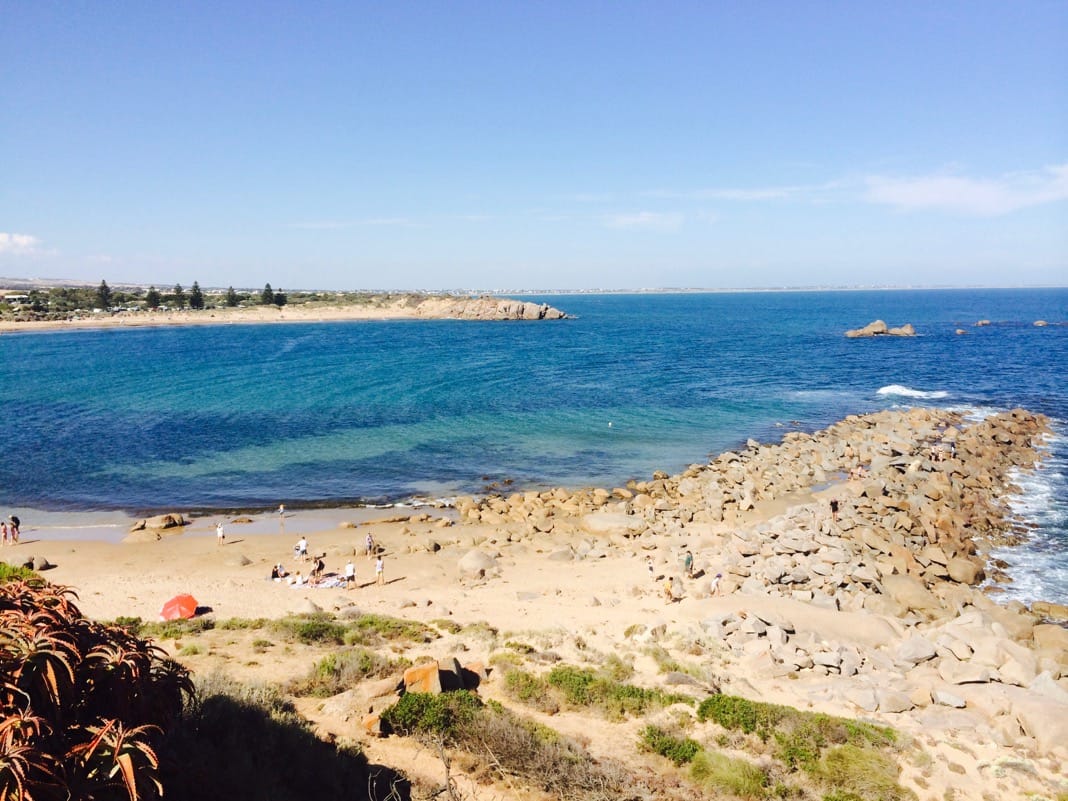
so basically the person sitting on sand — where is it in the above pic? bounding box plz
[288,571,305,586]
[270,563,288,581]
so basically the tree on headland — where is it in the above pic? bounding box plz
[261,283,274,305]
[173,283,186,309]
[189,281,205,310]
[146,286,161,309]
[95,279,111,309]
[226,286,239,306]
[273,289,287,307]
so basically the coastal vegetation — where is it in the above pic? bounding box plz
[0,578,192,801]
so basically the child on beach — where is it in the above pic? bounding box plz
[1,521,7,545]
[709,573,723,597]
[375,555,384,585]
[344,560,356,587]
[216,522,225,545]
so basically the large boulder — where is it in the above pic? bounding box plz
[129,513,186,532]
[458,549,497,578]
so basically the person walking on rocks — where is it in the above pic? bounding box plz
[375,555,385,585]
[829,498,839,523]
[683,550,694,578]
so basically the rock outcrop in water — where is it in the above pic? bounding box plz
[845,319,915,337]
[410,296,568,320]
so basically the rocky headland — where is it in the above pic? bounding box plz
[0,292,569,332]
[448,407,1068,762]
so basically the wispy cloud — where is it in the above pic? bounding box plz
[286,218,415,230]
[0,232,41,255]
[864,164,1068,216]
[603,211,684,231]
[646,180,846,203]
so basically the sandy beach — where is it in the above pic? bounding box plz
[4,406,1067,800]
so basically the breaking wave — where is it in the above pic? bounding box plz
[876,384,950,399]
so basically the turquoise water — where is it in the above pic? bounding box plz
[2,288,1066,600]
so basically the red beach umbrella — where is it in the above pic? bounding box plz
[159,594,198,621]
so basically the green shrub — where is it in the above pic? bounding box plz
[289,648,405,697]
[641,725,701,765]
[217,617,268,630]
[503,669,559,713]
[698,694,781,738]
[691,750,769,799]
[815,745,914,801]
[547,665,595,705]
[143,616,217,640]
[380,691,483,740]
[341,613,435,646]
[0,561,39,584]
[545,665,693,719]
[270,613,346,645]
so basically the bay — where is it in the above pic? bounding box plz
[2,287,1065,601]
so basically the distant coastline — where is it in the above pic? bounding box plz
[0,292,568,333]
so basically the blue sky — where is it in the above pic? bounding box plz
[2,2,1066,291]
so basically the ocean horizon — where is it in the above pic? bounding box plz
[2,287,1065,603]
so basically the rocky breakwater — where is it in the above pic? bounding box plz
[455,407,1068,759]
[410,295,568,320]
[845,319,915,337]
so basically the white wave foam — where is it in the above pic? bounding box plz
[876,384,949,399]
[993,451,1068,604]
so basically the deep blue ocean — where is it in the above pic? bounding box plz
[2,288,1066,602]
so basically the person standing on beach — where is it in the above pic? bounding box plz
[375,555,384,585]
[216,521,225,545]
[366,532,376,559]
[8,515,19,543]
[344,559,356,588]
[1,521,7,546]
